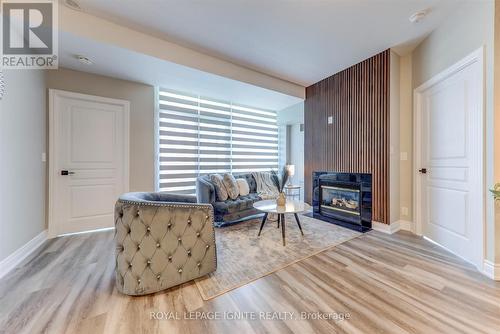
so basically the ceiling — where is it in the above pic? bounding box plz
[70,0,461,86]
[59,32,303,110]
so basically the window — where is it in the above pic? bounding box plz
[157,88,279,194]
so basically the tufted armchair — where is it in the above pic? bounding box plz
[114,192,217,296]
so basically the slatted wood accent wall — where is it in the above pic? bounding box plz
[304,50,390,224]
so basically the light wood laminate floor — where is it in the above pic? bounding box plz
[0,230,499,334]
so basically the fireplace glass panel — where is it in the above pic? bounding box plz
[321,185,360,215]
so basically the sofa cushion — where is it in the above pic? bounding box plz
[235,174,257,193]
[223,173,239,200]
[212,193,261,215]
[210,174,228,201]
[236,178,250,196]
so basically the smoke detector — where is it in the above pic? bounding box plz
[64,0,82,11]
[76,55,93,65]
[409,9,430,23]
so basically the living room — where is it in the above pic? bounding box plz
[0,1,499,333]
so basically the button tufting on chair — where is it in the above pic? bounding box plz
[114,192,217,296]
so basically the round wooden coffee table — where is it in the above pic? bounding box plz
[253,199,311,246]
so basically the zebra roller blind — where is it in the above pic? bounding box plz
[158,89,279,194]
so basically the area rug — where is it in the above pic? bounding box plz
[195,214,361,300]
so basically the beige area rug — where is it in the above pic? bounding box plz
[195,214,361,300]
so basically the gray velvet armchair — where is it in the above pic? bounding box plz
[114,192,217,296]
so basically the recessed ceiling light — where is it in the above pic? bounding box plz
[409,9,430,24]
[76,55,93,65]
[64,0,82,11]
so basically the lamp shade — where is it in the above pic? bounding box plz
[286,164,295,177]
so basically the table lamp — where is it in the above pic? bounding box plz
[286,164,295,186]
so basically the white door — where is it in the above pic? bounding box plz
[49,90,129,237]
[415,49,483,268]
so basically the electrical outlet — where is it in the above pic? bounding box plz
[327,116,333,124]
[401,206,408,216]
[400,152,408,161]
[41,152,47,162]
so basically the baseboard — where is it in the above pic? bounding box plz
[372,221,400,234]
[0,230,47,279]
[371,220,414,234]
[397,220,413,232]
[482,260,500,281]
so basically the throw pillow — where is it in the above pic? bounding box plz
[236,178,250,196]
[210,174,228,201]
[223,173,240,200]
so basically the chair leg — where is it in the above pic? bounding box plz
[281,214,286,246]
[258,212,268,236]
[294,213,304,236]
[277,213,280,228]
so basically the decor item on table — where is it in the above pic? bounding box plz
[114,192,217,296]
[236,178,250,196]
[210,174,228,201]
[286,164,295,186]
[271,167,290,207]
[490,183,500,201]
[223,173,239,200]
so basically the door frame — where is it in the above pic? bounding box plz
[48,89,130,238]
[413,47,484,268]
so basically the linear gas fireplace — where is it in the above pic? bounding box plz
[311,172,372,232]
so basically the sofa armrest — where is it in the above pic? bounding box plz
[196,177,215,204]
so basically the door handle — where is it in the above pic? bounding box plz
[61,170,75,176]
[418,168,427,174]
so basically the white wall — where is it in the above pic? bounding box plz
[278,102,305,198]
[0,70,47,262]
[411,1,496,262]
[389,51,400,224]
[399,54,413,223]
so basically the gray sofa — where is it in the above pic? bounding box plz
[114,192,217,295]
[196,173,264,226]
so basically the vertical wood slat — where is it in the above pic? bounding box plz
[304,50,390,224]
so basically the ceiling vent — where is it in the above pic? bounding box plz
[64,0,82,11]
[409,9,430,24]
[76,55,93,65]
